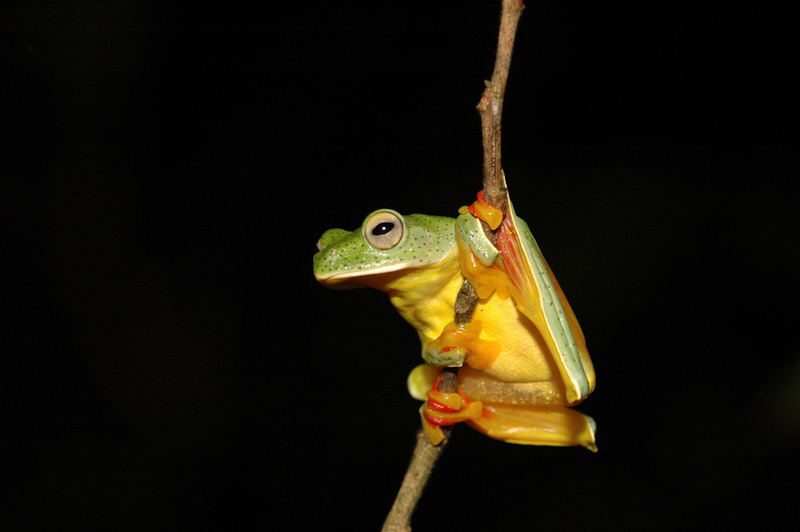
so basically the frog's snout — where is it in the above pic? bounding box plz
[316,238,322,252]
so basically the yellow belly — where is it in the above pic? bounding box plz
[472,294,557,382]
[459,293,569,406]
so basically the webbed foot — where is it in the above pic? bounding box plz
[422,320,500,370]
[419,377,483,445]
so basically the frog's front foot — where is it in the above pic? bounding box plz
[420,379,483,445]
[422,345,467,367]
[422,320,500,370]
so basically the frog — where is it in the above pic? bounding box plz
[313,175,597,451]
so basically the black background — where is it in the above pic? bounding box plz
[3,2,798,530]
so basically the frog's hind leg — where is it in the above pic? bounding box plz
[468,404,597,452]
[407,364,485,445]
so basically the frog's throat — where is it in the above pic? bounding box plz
[379,249,463,342]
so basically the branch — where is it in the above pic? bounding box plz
[382,2,524,530]
[381,429,451,532]
[478,0,524,211]
[441,0,523,390]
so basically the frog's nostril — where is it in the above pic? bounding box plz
[316,238,322,251]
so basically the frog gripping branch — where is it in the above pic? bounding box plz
[313,1,597,530]
[313,187,597,451]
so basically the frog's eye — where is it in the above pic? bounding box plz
[365,211,405,250]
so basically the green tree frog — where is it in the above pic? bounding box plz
[313,174,597,451]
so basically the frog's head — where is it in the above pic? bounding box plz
[313,209,456,289]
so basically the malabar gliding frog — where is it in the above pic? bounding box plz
[313,174,597,451]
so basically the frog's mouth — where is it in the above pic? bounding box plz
[313,259,412,288]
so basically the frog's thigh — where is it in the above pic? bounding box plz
[467,404,597,452]
[459,367,566,405]
[407,364,438,400]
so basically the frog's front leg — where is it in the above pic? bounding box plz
[422,320,500,370]
[414,321,501,444]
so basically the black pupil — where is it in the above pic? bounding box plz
[372,222,395,236]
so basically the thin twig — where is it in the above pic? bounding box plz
[478,0,524,211]
[438,0,523,390]
[382,2,524,530]
[381,429,451,532]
